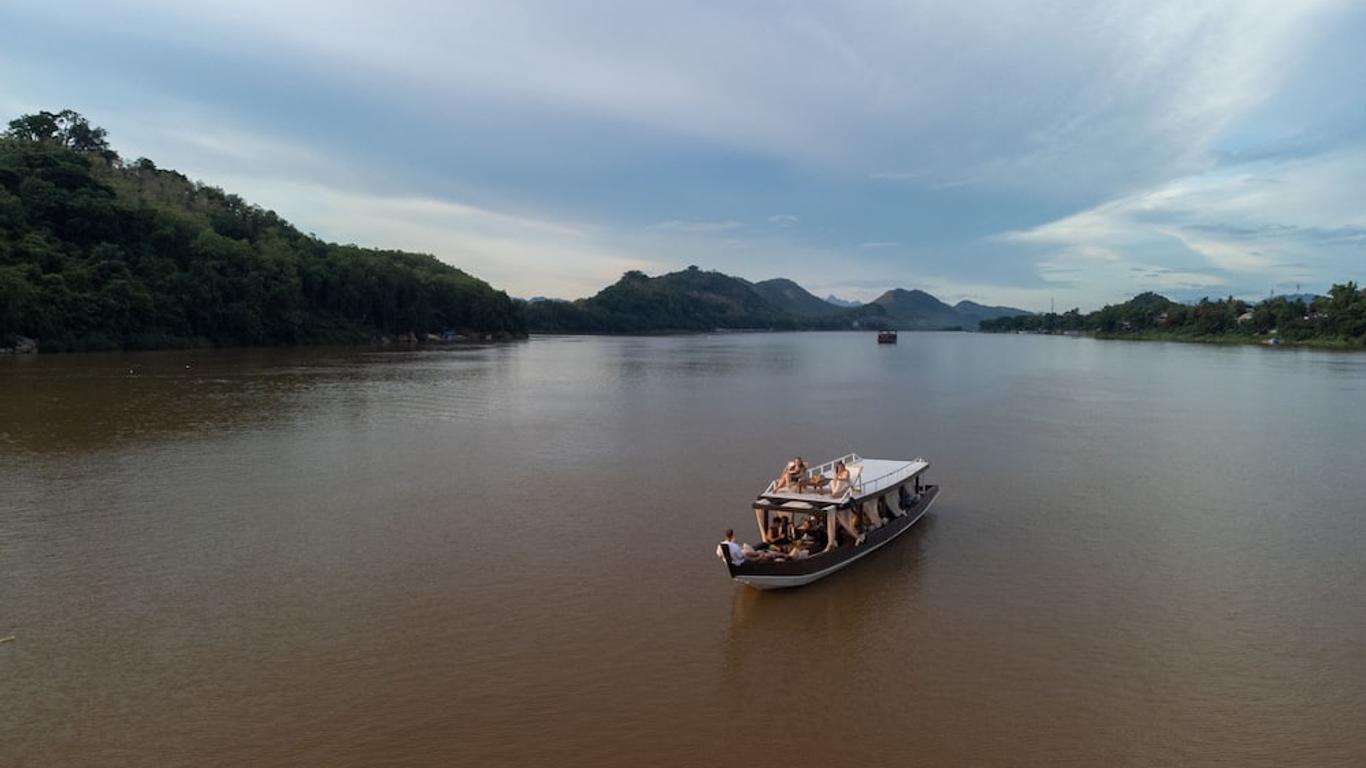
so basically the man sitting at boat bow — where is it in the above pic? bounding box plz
[718,529,783,563]
[718,529,746,566]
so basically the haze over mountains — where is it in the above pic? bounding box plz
[523,266,1030,333]
[823,295,863,308]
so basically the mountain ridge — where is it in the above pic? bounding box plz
[524,267,1031,333]
[750,278,846,317]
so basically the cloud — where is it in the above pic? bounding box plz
[15,0,1341,188]
[1160,230,1277,273]
[999,141,1366,301]
[234,178,655,299]
[869,171,926,181]
[767,214,799,226]
[857,241,898,249]
[651,219,744,233]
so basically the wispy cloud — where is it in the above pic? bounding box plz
[868,171,926,181]
[234,178,658,300]
[767,214,799,227]
[999,141,1366,301]
[651,219,744,233]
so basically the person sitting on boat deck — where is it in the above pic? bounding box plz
[717,529,746,567]
[742,542,785,561]
[718,528,784,563]
[835,505,865,547]
[898,482,914,510]
[775,457,800,490]
[763,519,791,549]
[792,456,833,493]
[792,513,832,551]
[829,461,852,496]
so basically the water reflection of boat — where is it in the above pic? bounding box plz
[716,453,939,590]
[877,330,898,344]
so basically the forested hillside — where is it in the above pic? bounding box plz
[524,267,893,332]
[751,278,844,317]
[0,110,524,352]
[868,289,962,330]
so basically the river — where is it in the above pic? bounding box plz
[3,332,1365,766]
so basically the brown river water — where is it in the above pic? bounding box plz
[3,332,1365,767]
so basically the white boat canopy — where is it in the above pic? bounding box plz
[760,453,929,505]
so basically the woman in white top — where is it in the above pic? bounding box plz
[829,461,852,496]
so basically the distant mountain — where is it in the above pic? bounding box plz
[953,299,1033,329]
[587,267,770,331]
[1127,291,1177,313]
[870,289,963,330]
[1272,293,1323,304]
[824,294,863,308]
[751,278,843,317]
[523,267,1030,334]
[524,266,883,333]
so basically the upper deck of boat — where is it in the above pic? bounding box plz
[759,454,928,505]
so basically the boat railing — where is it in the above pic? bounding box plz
[808,452,861,481]
[857,458,927,496]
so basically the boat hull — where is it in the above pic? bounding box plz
[727,485,939,590]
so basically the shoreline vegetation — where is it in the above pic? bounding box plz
[1092,331,1364,351]
[980,289,1366,349]
[0,110,524,353]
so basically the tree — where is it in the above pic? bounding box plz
[5,109,118,162]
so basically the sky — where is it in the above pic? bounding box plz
[3,0,1365,311]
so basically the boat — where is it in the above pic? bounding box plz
[877,330,898,344]
[717,453,939,589]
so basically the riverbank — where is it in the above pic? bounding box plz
[1092,330,1365,350]
[0,331,528,355]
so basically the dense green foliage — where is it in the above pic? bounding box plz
[524,266,892,332]
[0,110,524,352]
[980,287,1366,346]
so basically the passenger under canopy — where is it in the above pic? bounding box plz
[752,453,931,553]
